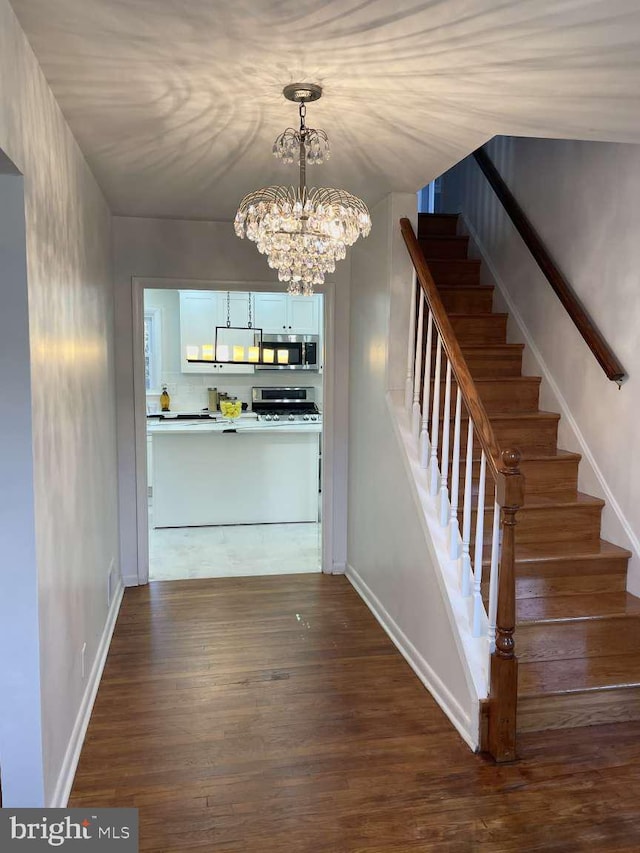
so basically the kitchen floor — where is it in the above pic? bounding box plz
[148,511,322,580]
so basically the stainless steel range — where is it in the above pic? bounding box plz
[252,386,321,423]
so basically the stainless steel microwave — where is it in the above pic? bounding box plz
[255,334,320,371]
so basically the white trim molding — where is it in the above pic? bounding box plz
[346,563,478,750]
[130,276,338,584]
[49,580,125,807]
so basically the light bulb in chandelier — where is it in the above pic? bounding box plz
[234,83,371,296]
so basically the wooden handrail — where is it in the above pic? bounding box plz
[473,147,626,384]
[401,216,523,762]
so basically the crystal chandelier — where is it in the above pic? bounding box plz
[234,84,371,296]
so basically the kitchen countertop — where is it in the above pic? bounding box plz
[147,410,258,420]
[147,419,321,435]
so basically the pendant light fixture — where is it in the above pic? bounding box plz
[185,292,289,366]
[234,84,371,296]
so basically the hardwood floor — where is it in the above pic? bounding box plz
[69,574,640,851]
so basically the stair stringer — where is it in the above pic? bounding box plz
[384,389,492,710]
[459,213,640,597]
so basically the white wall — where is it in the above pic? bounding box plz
[0,0,118,805]
[114,217,350,583]
[347,193,478,743]
[441,136,640,593]
[143,288,323,412]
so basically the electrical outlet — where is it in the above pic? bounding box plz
[81,642,87,680]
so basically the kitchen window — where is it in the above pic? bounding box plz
[144,308,162,392]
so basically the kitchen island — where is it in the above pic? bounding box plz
[148,418,321,528]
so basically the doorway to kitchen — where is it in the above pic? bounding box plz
[139,283,325,581]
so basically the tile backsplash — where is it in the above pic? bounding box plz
[147,370,323,413]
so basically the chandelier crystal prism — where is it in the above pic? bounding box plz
[234,84,371,296]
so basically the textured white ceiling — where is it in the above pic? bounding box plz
[9,0,640,220]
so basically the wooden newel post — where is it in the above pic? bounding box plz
[488,448,523,763]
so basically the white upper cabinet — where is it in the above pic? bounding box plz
[254,292,288,333]
[179,291,217,374]
[179,291,255,375]
[288,296,320,335]
[254,293,321,335]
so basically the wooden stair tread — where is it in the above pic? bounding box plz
[461,343,525,352]
[517,449,581,463]
[436,284,494,292]
[471,491,603,513]
[518,491,604,510]
[510,538,632,565]
[434,376,540,385]
[517,591,640,625]
[460,450,582,462]
[448,312,508,320]
[441,409,560,422]
[519,654,640,697]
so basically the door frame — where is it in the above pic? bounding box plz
[131,275,336,583]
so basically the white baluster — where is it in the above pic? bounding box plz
[419,311,433,468]
[439,360,452,526]
[472,451,487,637]
[412,292,424,443]
[405,270,417,412]
[460,418,474,596]
[449,388,462,559]
[429,335,442,496]
[487,493,501,653]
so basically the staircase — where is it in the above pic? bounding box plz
[419,212,638,735]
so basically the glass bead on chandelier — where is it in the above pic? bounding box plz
[234,84,371,296]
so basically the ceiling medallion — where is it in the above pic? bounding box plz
[234,84,371,296]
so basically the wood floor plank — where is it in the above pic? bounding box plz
[70,575,640,851]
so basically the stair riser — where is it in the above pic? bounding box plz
[458,457,579,501]
[517,616,640,662]
[438,288,493,314]
[482,573,627,600]
[435,416,558,456]
[520,457,579,501]
[472,503,602,545]
[428,260,481,286]
[492,418,559,455]
[449,316,508,345]
[418,214,458,237]
[515,555,630,579]
[429,378,540,416]
[420,236,469,259]
[462,348,524,378]
[457,467,579,510]
[518,687,640,733]
[515,574,627,598]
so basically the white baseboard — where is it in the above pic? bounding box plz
[345,563,478,751]
[49,580,125,807]
[462,214,640,580]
